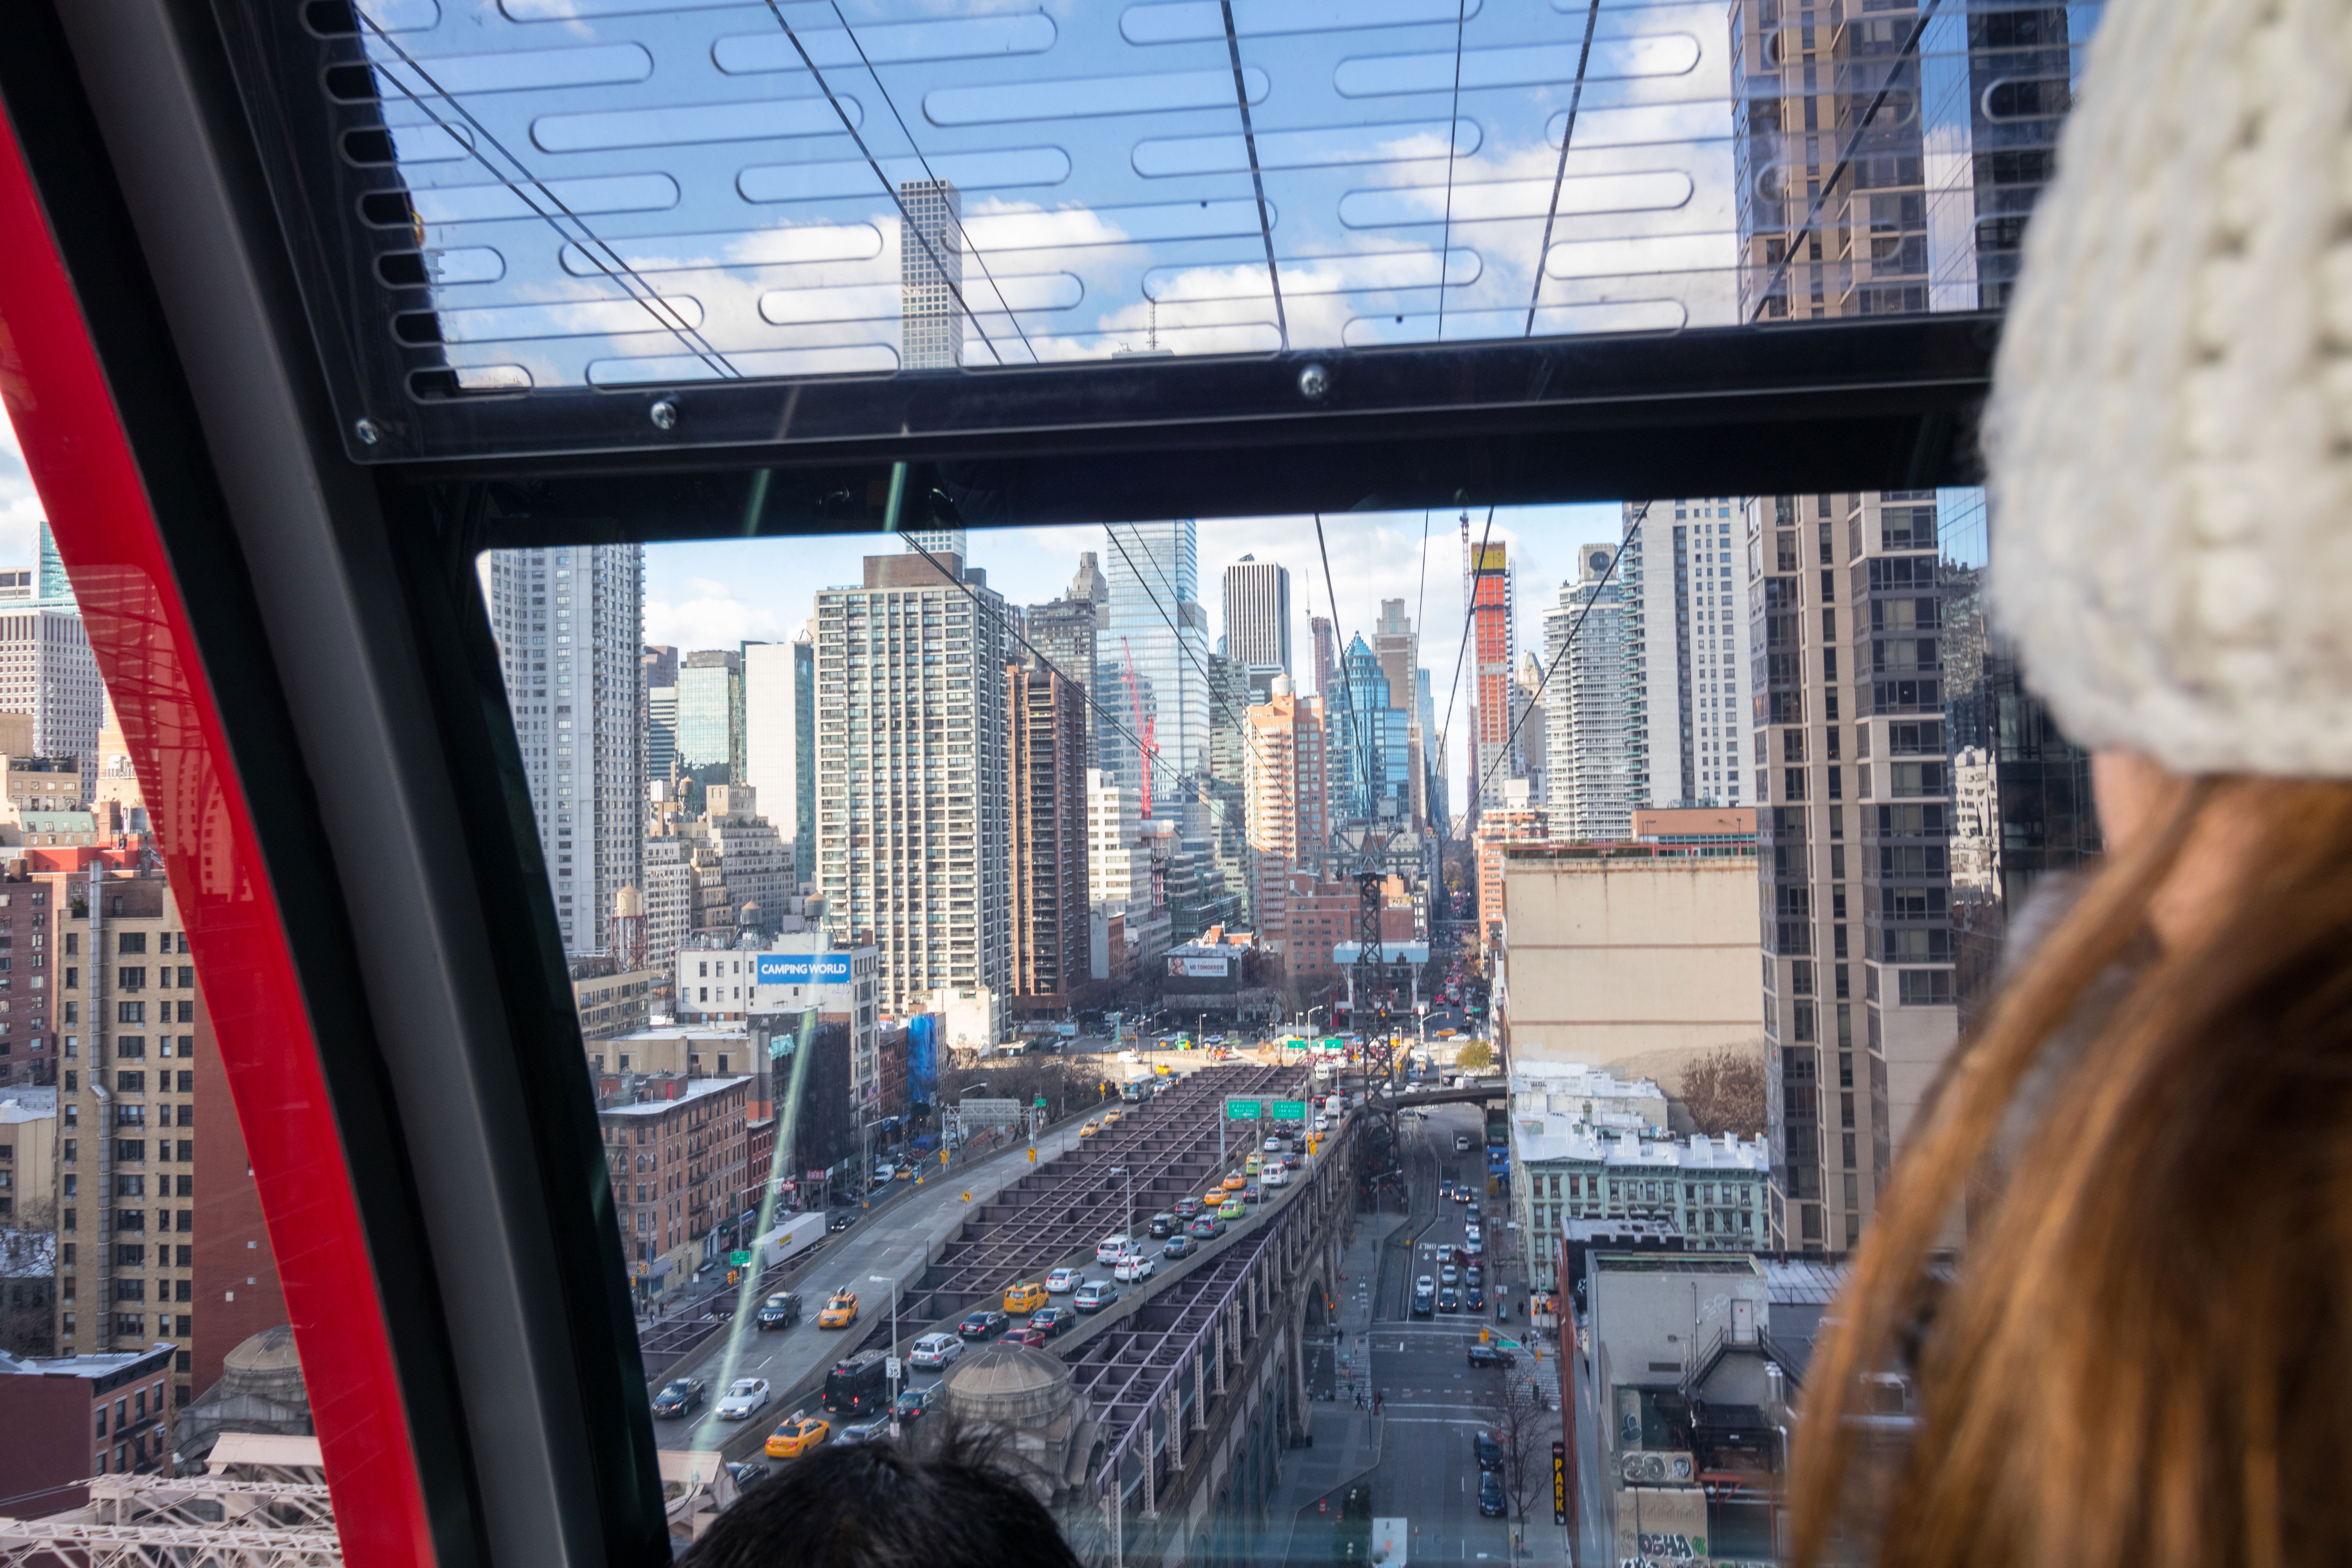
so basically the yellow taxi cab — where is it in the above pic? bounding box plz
[817,1290,859,1329]
[1155,1063,1172,1075]
[1004,1280,1049,1314]
[1079,1121,1101,1138]
[1218,1195,1247,1220]
[766,1413,831,1459]
[1222,1172,1247,1191]
[1103,1108,1123,1123]
[1244,1154,1263,1176]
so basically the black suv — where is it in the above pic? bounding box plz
[1468,1341,1514,1370]
[958,1307,1009,1340]
[755,1292,802,1331]
[1474,1431,1503,1472]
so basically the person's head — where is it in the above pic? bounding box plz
[683,1425,1082,1568]
[1792,4,2352,1566]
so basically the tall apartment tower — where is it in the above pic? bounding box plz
[1734,0,2094,1254]
[1308,616,1336,700]
[1541,546,1634,843]
[1100,521,1209,797]
[742,635,815,880]
[1007,657,1091,1013]
[899,177,964,371]
[1221,556,1291,677]
[46,865,209,1404]
[1466,539,1518,811]
[1622,499,1751,809]
[1025,555,1105,769]
[812,552,1011,1019]
[481,544,644,954]
[1370,599,1431,829]
[1242,676,1329,973]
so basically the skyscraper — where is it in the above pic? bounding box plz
[743,635,815,881]
[1026,553,1106,771]
[1510,652,1548,808]
[1100,521,1209,802]
[1243,675,1329,976]
[813,552,1011,1024]
[899,177,963,370]
[1327,635,1410,824]
[1309,616,1336,700]
[1733,0,2095,1254]
[1007,656,1091,1014]
[1466,537,1518,811]
[1621,498,1751,809]
[675,650,744,789]
[1371,599,1431,829]
[481,544,644,953]
[1221,555,1291,677]
[1541,546,1633,843]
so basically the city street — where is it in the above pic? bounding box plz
[1281,1099,1569,1568]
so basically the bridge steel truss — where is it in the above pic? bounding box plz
[845,1066,1306,1342]
[1063,1112,1364,1568]
[0,1477,343,1568]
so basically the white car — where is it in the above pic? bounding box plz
[1314,1115,1331,1132]
[907,1332,963,1370]
[1114,1252,1157,1283]
[1263,1136,1283,1153]
[1117,1050,1140,1063]
[1046,1267,1084,1293]
[715,1377,772,1421]
[1096,1233,1132,1264]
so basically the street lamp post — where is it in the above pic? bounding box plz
[868,1272,902,1434]
[1107,1165,1135,1247]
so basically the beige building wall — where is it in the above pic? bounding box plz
[1500,851,1762,1089]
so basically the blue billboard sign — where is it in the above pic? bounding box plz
[755,952,853,985]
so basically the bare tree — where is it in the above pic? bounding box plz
[1679,1041,1767,1139]
[1485,1364,1553,1526]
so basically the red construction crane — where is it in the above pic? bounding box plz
[1122,637,1158,818]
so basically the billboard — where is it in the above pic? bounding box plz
[906,1014,939,1109]
[1167,955,1229,978]
[757,952,854,985]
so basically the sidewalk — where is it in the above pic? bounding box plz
[1261,1207,1405,1566]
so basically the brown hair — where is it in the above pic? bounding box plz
[1792,777,2352,1568]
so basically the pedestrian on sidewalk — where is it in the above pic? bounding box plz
[1372,1391,1383,1416]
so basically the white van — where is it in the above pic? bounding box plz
[1096,1233,1132,1264]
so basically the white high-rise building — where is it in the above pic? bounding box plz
[479,544,645,954]
[743,634,816,878]
[1221,555,1291,677]
[640,833,692,977]
[0,605,101,772]
[900,177,964,370]
[1085,767,1150,913]
[812,552,1010,1020]
[1543,544,1635,843]
[1621,498,1752,808]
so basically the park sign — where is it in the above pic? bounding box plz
[1272,1100,1307,1121]
[1225,1098,1264,1120]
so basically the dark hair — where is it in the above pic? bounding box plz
[682,1425,1083,1568]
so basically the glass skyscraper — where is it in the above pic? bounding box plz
[675,649,743,786]
[1327,635,1410,824]
[1099,520,1209,810]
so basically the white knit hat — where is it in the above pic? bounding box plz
[1985,0,2352,777]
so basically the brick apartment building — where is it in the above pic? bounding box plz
[599,1074,751,1303]
[0,1340,175,1509]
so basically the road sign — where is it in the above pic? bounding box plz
[886,1356,902,1380]
[1553,1442,1568,1524]
[1225,1098,1263,1120]
[728,1250,752,1266]
[1272,1100,1305,1120]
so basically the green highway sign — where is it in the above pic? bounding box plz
[1272,1100,1306,1120]
[1225,1098,1263,1120]
[728,1250,753,1267]
[1495,1336,1523,1350]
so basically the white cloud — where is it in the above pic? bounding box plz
[0,407,47,570]
[645,576,789,651]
